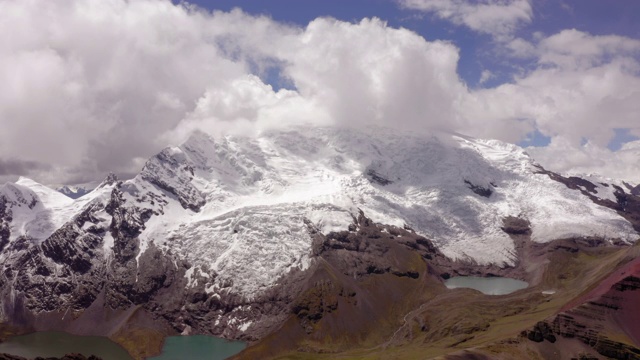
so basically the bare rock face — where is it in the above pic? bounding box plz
[463,179,493,198]
[0,196,12,252]
[1,223,107,315]
[525,321,556,343]
[365,169,393,186]
[522,263,640,359]
[501,216,531,235]
[140,148,205,212]
[312,211,445,280]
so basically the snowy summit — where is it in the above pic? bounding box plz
[1,126,636,298]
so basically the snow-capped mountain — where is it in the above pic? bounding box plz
[0,126,638,344]
[124,126,636,294]
[55,181,101,199]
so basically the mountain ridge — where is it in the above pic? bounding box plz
[0,125,639,359]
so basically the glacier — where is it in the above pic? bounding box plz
[0,126,637,299]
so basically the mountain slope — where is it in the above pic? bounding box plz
[116,126,637,296]
[0,126,638,359]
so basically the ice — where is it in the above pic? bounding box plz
[2,126,637,299]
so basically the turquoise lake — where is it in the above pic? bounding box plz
[149,335,246,360]
[444,276,528,295]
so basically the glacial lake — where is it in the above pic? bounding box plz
[0,331,133,360]
[149,335,246,360]
[444,276,528,295]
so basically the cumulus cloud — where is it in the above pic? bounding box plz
[461,29,640,165]
[457,29,640,181]
[168,17,467,142]
[462,57,640,146]
[527,138,640,183]
[0,0,638,185]
[282,18,465,132]
[537,29,640,69]
[1,0,472,184]
[166,74,331,142]
[0,0,295,184]
[399,0,533,40]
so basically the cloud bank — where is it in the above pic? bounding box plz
[0,0,638,184]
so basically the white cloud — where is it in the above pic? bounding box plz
[0,1,469,184]
[462,57,640,146]
[506,37,536,58]
[0,0,295,184]
[399,0,533,40]
[478,70,494,84]
[464,29,640,143]
[166,74,331,142]
[166,17,468,145]
[537,29,640,69]
[459,29,640,178]
[0,1,638,185]
[527,138,640,183]
[266,18,465,132]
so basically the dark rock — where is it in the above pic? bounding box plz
[0,196,12,252]
[41,224,95,274]
[292,280,345,333]
[501,216,531,235]
[524,321,556,343]
[463,180,492,198]
[366,169,393,186]
[392,270,419,278]
[613,276,640,292]
[140,149,206,212]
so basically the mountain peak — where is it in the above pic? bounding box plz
[98,172,119,188]
[15,176,39,186]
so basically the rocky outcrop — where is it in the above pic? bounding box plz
[312,211,445,279]
[140,148,205,212]
[464,180,493,198]
[41,224,98,274]
[524,321,556,343]
[0,196,11,252]
[501,216,531,235]
[523,264,640,359]
[292,280,355,334]
[366,169,393,186]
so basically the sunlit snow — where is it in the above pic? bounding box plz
[1,126,637,298]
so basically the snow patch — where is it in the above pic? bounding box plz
[238,321,252,332]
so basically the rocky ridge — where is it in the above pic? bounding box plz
[0,127,638,359]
